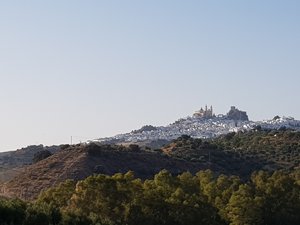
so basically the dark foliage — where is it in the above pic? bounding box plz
[1,169,300,225]
[32,150,53,163]
[163,130,300,178]
[213,130,300,171]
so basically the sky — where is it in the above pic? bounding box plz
[0,1,299,151]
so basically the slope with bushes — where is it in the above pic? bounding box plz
[1,169,300,225]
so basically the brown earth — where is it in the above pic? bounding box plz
[0,145,60,182]
[0,143,218,201]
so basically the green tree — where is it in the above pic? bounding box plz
[37,179,76,209]
[226,184,263,225]
[0,198,26,225]
[252,170,300,225]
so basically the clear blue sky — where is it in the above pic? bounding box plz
[0,1,299,151]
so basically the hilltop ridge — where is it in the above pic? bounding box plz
[94,106,300,146]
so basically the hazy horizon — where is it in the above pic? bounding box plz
[0,1,299,151]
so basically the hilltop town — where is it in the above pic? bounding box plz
[95,106,300,145]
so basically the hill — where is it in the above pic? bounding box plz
[0,145,60,182]
[213,129,300,170]
[0,143,219,200]
[1,129,300,201]
[161,135,264,177]
[96,110,300,146]
[161,130,300,175]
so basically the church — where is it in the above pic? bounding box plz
[193,105,215,118]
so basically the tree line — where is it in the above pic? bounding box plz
[1,169,300,225]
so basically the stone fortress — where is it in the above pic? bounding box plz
[227,106,249,121]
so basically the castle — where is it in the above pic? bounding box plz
[193,105,215,118]
[227,106,249,121]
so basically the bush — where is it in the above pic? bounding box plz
[33,150,52,163]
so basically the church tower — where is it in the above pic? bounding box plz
[193,104,215,118]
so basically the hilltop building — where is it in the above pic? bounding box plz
[226,106,249,121]
[193,105,215,118]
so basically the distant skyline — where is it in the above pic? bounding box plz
[0,1,299,151]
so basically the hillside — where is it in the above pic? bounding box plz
[213,129,300,170]
[1,129,300,201]
[161,135,264,177]
[162,130,300,175]
[0,145,60,182]
[0,143,218,200]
